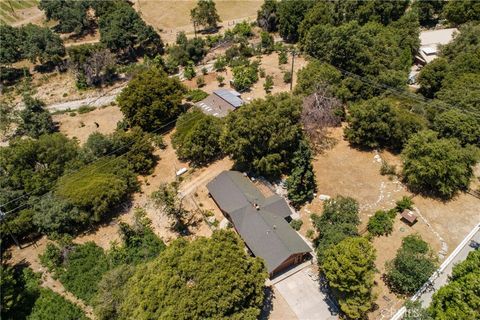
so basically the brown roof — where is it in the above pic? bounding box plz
[197,93,235,117]
[401,210,417,224]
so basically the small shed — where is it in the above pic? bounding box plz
[401,210,417,225]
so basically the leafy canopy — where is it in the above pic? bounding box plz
[172,108,223,166]
[117,67,186,132]
[221,93,302,178]
[385,234,437,295]
[190,0,221,30]
[287,140,316,208]
[55,157,137,221]
[323,237,376,319]
[311,196,360,263]
[401,130,478,198]
[119,230,267,319]
[345,97,427,151]
[428,250,479,320]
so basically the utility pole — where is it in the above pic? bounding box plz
[290,48,296,92]
[0,209,21,249]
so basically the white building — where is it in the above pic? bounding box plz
[416,28,458,65]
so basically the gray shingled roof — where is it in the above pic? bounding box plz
[207,171,311,273]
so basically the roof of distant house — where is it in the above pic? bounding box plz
[196,89,244,117]
[207,171,311,273]
[416,28,458,64]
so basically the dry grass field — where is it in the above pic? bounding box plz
[136,0,261,30]
[296,126,480,319]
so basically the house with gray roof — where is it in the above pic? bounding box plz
[207,171,311,277]
[196,89,244,117]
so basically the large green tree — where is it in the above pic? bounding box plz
[99,2,163,59]
[417,58,449,98]
[0,133,78,198]
[435,73,480,112]
[190,0,221,30]
[294,60,343,97]
[401,130,478,198]
[172,108,223,166]
[83,127,157,174]
[221,93,302,178]
[323,237,376,319]
[302,21,413,99]
[17,95,55,139]
[117,67,186,132]
[119,230,267,319]
[0,25,22,65]
[257,0,278,32]
[345,97,426,151]
[311,196,360,263]
[433,109,480,147]
[385,234,437,295]
[287,140,316,208]
[277,0,313,42]
[39,0,92,35]
[442,0,480,25]
[428,250,480,320]
[21,24,65,65]
[55,157,137,221]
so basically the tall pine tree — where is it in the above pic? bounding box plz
[287,140,316,208]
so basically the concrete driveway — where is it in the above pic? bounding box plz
[274,267,338,320]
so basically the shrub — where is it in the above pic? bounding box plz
[283,71,292,84]
[213,56,227,71]
[263,75,273,93]
[55,157,137,221]
[380,160,396,176]
[185,89,208,102]
[28,288,87,320]
[201,67,208,75]
[306,229,314,239]
[278,50,288,65]
[290,219,303,230]
[367,210,394,237]
[232,64,258,91]
[196,75,206,87]
[77,105,96,114]
[395,196,413,212]
[184,63,196,80]
[216,75,225,86]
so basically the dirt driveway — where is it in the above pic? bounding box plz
[274,266,339,320]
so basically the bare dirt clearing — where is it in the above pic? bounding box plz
[298,126,479,319]
[53,105,123,144]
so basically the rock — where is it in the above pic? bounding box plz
[319,194,331,201]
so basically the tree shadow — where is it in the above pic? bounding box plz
[259,286,275,320]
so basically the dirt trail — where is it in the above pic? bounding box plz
[8,238,95,319]
[179,158,233,197]
[47,86,124,111]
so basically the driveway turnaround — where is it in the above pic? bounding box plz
[274,267,338,320]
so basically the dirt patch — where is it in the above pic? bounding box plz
[53,105,123,144]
